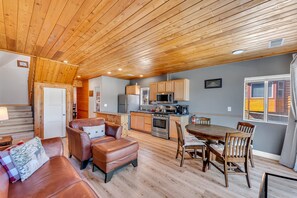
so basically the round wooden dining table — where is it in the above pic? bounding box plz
[185,123,238,141]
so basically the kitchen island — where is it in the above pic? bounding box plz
[95,112,129,137]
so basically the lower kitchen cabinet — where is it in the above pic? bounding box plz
[169,115,189,139]
[131,112,152,133]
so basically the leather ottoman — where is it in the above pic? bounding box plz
[92,138,139,183]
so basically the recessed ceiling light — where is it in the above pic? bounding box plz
[140,75,143,77]
[77,75,81,78]
[232,49,245,55]
[63,60,68,64]
[118,68,122,71]
[107,72,111,74]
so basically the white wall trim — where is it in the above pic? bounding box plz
[253,149,280,161]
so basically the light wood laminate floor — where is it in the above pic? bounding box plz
[64,131,297,198]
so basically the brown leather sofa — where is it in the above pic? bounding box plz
[0,137,98,198]
[66,118,122,169]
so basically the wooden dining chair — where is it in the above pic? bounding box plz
[205,132,252,188]
[237,122,256,168]
[197,117,211,125]
[175,121,205,167]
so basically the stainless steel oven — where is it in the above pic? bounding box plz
[152,113,169,139]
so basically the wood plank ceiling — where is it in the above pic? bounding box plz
[0,0,296,80]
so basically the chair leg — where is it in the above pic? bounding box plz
[249,148,255,168]
[194,149,197,158]
[176,143,180,159]
[245,161,251,188]
[224,162,229,188]
[202,146,205,161]
[131,159,138,167]
[80,159,89,170]
[203,146,210,172]
[180,147,185,167]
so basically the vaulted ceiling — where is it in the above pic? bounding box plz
[0,0,296,80]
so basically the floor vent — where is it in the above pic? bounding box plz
[269,38,284,48]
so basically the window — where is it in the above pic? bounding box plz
[244,74,290,125]
[251,83,273,98]
[140,87,150,105]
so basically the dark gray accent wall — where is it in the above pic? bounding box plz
[132,54,292,155]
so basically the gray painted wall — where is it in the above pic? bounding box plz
[131,54,293,155]
[130,75,167,87]
[89,76,129,117]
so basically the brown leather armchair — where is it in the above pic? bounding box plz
[66,118,122,169]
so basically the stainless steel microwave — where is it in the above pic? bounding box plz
[156,92,174,104]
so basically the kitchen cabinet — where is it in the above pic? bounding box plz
[149,82,157,101]
[96,112,129,137]
[126,85,140,95]
[173,79,190,101]
[157,81,173,93]
[169,115,189,139]
[131,112,152,133]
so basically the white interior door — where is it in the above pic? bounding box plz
[44,88,66,138]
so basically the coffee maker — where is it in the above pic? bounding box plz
[176,105,189,115]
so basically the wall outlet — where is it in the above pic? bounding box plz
[227,107,232,112]
[104,104,107,107]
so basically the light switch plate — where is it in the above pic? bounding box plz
[227,107,232,112]
[104,104,107,107]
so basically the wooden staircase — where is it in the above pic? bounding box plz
[0,106,34,143]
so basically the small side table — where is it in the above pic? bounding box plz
[0,136,13,151]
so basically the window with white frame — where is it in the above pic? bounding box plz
[244,74,290,125]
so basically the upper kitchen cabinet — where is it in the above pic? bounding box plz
[157,81,173,93]
[173,79,190,101]
[126,85,140,95]
[149,82,157,101]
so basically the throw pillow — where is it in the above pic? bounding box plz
[10,137,49,182]
[0,150,21,183]
[83,125,105,139]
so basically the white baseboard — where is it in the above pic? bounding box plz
[253,150,280,161]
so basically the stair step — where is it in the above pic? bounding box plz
[0,131,35,144]
[12,131,35,143]
[0,118,33,127]
[5,106,32,112]
[8,111,33,119]
[0,124,34,134]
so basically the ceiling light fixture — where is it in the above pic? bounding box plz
[140,75,143,77]
[232,49,245,55]
[107,71,111,74]
[118,68,122,71]
[63,60,68,64]
[77,75,81,78]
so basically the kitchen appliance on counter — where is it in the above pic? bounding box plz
[176,105,189,115]
[156,92,174,104]
[152,112,170,139]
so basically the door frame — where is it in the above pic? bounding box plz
[34,82,73,138]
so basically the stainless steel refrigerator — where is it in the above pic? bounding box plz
[118,95,140,113]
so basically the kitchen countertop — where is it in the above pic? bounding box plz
[131,111,189,117]
[131,111,154,114]
[95,111,129,116]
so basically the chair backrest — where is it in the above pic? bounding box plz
[197,117,211,125]
[224,132,252,162]
[175,121,185,146]
[237,122,255,140]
